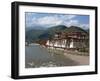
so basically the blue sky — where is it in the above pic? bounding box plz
[25,12,89,29]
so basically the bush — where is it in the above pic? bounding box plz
[78,48,89,52]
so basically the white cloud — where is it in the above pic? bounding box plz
[65,20,89,29]
[28,14,76,27]
[65,20,79,27]
[59,15,76,20]
[36,16,62,27]
[26,13,89,29]
[79,24,89,29]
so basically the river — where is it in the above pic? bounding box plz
[25,44,78,68]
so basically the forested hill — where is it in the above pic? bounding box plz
[26,25,88,43]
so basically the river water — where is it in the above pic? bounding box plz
[25,44,78,68]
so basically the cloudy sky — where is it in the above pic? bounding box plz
[25,12,89,29]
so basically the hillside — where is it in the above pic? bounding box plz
[26,29,45,43]
[26,25,88,43]
[39,25,68,40]
[64,26,87,34]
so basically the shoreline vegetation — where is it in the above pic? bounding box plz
[46,46,89,56]
[26,43,89,56]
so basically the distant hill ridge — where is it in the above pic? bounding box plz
[64,26,87,33]
[26,25,89,43]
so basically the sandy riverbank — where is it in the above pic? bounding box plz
[47,48,89,65]
[63,53,89,65]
